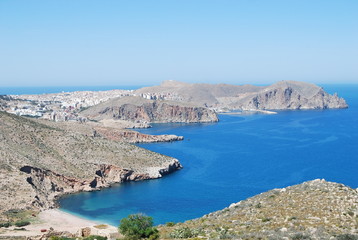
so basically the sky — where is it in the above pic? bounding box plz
[0,0,357,87]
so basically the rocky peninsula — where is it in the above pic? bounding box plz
[136,80,348,111]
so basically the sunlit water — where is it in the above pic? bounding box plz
[56,84,358,226]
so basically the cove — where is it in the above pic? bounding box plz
[59,85,358,226]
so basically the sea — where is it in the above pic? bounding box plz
[3,84,357,226]
[0,86,143,95]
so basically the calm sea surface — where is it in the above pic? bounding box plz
[0,86,142,95]
[19,84,356,226]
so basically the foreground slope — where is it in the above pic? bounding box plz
[135,80,348,111]
[0,111,181,218]
[160,179,358,239]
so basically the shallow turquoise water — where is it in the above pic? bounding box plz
[58,84,358,226]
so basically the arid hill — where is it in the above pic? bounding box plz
[80,96,218,123]
[0,111,181,219]
[160,179,358,239]
[135,80,348,111]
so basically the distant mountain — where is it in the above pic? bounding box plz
[135,80,348,111]
[0,111,181,219]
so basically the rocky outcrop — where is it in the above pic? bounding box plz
[93,126,184,143]
[241,81,348,110]
[80,96,218,123]
[18,160,182,210]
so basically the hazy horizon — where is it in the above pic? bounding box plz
[2,80,358,88]
[1,0,357,86]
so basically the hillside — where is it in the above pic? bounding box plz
[0,111,182,219]
[135,80,348,111]
[80,96,218,123]
[160,179,358,239]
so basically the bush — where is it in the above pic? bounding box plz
[119,213,159,240]
[14,220,30,227]
[336,234,358,240]
[166,222,175,227]
[83,235,107,240]
[49,237,76,240]
[0,222,12,228]
[169,226,201,239]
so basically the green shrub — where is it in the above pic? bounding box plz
[336,234,358,240]
[261,217,271,222]
[0,222,12,228]
[49,237,76,240]
[14,220,30,227]
[165,222,175,227]
[83,235,107,240]
[119,213,159,240]
[169,226,201,239]
[291,233,312,240]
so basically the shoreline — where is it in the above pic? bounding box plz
[219,109,278,115]
[0,209,117,237]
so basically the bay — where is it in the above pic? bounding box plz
[57,84,358,226]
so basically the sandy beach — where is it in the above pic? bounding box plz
[0,209,117,237]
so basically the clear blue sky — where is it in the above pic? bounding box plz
[0,0,357,86]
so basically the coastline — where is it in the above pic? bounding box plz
[219,109,278,115]
[0,209,117,237]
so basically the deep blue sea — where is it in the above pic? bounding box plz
[8,84,357,226]
[0,86,143,95]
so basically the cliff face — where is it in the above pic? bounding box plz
[17,160,182,210]
[81,96,218,123]
[160,179,358,239]
[241,81,348,110]
[0,111,182,218]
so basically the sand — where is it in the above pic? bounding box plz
[0,209,117,237]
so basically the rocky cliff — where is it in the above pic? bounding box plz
[0,111,182,219]
[135,80,348,111]
[80,96,218,123]
[160,179,358,239]
[239,81,348,110]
